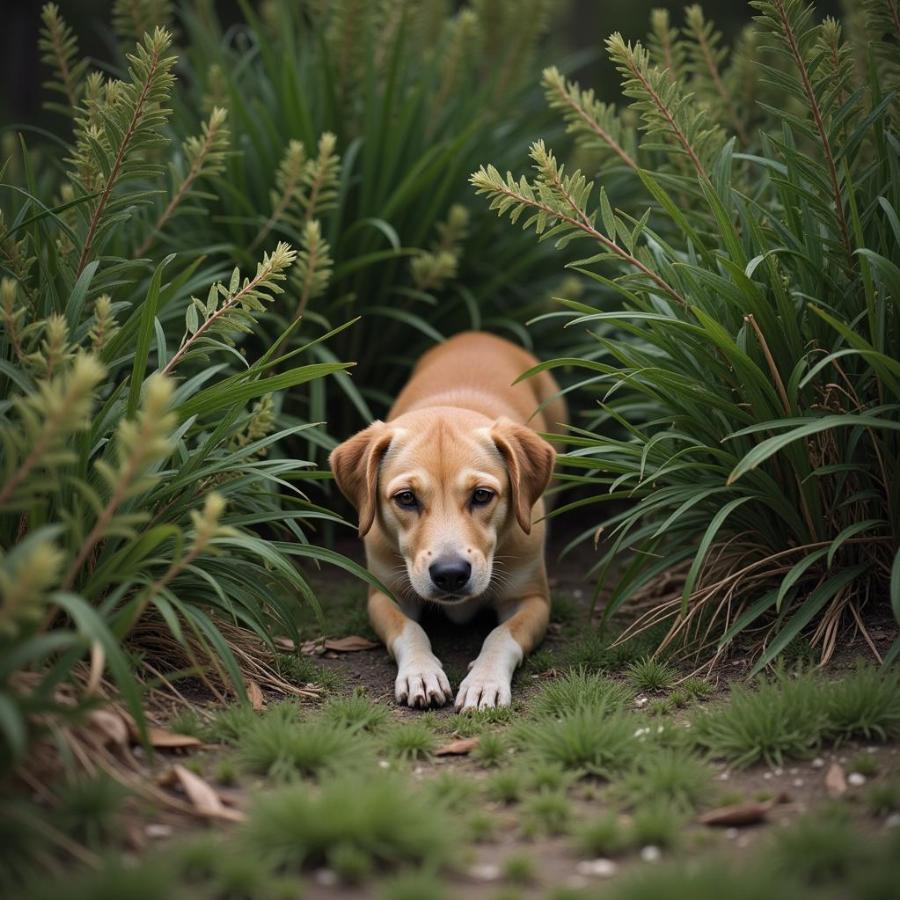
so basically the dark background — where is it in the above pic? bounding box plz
[1,0,843,129]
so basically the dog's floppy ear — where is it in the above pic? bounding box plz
[491,418,556,535]
[329,421,393,537]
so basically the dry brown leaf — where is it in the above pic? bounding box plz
[324,635,379,652]
[698,799,776,827]
[246,679,265,711]
[435,736,480,756]
[168,764,245,822]
[128,723,203,749]
[86,709,130,748]
[825,762,847,797]
[274,636,296,651]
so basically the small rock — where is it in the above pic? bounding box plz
[763,772,772,780]
[634,696,649,709]
[469,864,501,882]
[866,746,877,754]
[573,589,583,599]
[378,759,390,769]
[718,771,730,781]
[773,767,783,776]
[811,757,825,768]
[792,778,805,788]
[848,772,866,787]
[640,845,661,863]
[726,828,739,840]
[576,859,618,878]
[886,813,900,829]
[315,869,338,887]
[145,824,172,839]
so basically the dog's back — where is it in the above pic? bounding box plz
[389,331,567,437]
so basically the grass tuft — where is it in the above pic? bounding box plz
[321,691,389,733]
[626,657,678,693]
[531,669,632,718]
[574,812,628,857]
[823,666,900,743]
[238,714,359,780]
[472,731,508,767]
[516,708,639,777]
[502,853,536,884]
[487,769,526,804]
[629,801,684,849]
[618,748,712,812]
[245,772,455,872]
[521,790,572,837]
[384,721,437,762]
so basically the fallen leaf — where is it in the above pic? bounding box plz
[698,799,776,827]
[825,762,847,798]
[435,736,480,756]
[86,709,130,748]
[246,679,265,711]
[274,636,296,651]
[301,639,325,656]
[323,635,379,653]
[168,764,245,822]
[126,719,203,749]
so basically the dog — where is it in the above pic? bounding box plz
[329,332,566,710]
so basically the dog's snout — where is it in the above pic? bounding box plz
[429,557,472,593]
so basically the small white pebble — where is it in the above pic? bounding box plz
[378,759,390,769]
[469,864,501,882]
[633,727,650,738]
[848,772,866,787]
[866,746,877,754]
[145,824,172,839]
[773,767,783,776]
[811,757,825,768]
[726,828,739,840]
[657,725,665,733]
[634,696,649,709]
[718,771,730,781]
[414,766,424,776]
[640,845,661,863]
[315,869,338,887]
[793,778,805,788]
[885,813,900,829]
[763,772,773,780]
[838,756,847,764]
[573,589,583,599]
[576,859,618,878]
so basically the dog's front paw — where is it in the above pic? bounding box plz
[395,657,452,708]
[454,667,512,711]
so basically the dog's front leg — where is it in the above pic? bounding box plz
[368,590,452,708]
[455,595,549,711]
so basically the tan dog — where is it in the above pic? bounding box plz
[329,332,566,710]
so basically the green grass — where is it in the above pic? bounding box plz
[486,769,526,804]
[237,715,360,780]
[823,666,900,743]
[472,731,508,767]
[516,708,639,777]
[244,772,455,872]
[521,790,572,837]
[380,870,449,900]
[767,813,869,886]
[321,691,390,734]
[574,812,628,857]
[531,669,632,717]
[502,853,537,884]
[424,772,481,812]
[384,721,438,762]
[55,774,127,848]
[453,706,517,736]
[626,658,678,693]
[866,779,900,816]
[692,672,826,767]
[628,801,684,849]
[618,748,712,812]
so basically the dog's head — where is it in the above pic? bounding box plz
[329,413,555,604]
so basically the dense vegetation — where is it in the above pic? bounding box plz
[474,0,900,670]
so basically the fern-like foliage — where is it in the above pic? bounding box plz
[136,106,230,255]
[606,32,724,182]
[112,0,175,44]
[38,3,88,116]
[542,66,638,171]
[291,222,333,322]
[648,8,686,79]
[68,27,177,274]
[410,204,470,292]
[163,242,297,374]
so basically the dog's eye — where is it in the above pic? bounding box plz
[471,488,494,506]
[394,490,418,509]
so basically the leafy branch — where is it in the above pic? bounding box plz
[471,141,688,308]
[161,242,297,375]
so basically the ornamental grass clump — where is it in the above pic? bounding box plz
[472,0,900,669]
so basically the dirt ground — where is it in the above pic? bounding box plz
[267,533,900,899]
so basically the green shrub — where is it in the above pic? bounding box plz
[823,665,900,742]
[472,0,900,668]
[0,19,377,776]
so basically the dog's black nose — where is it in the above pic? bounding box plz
[429,558,472,593]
